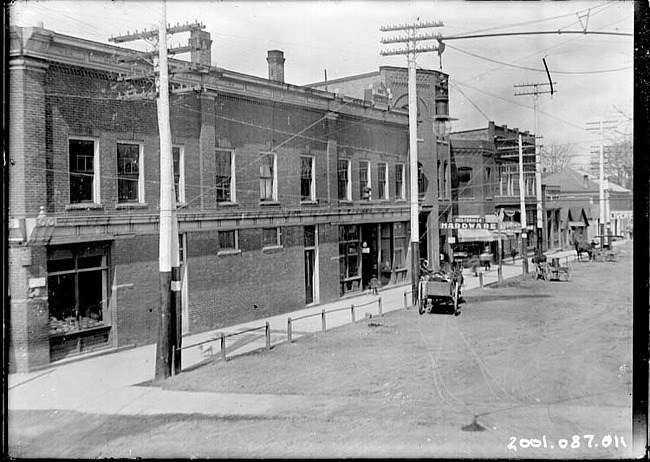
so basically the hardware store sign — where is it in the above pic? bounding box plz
[440,216,498,230]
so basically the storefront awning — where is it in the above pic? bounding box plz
[457,228,496,242]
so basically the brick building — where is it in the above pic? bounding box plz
[8,25,415,371]
[450,122,538,263]
[308,66,454,267]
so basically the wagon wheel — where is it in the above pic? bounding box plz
[563,268,572,282]
[452,281,460,316]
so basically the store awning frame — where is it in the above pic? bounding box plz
[457,228,497,243]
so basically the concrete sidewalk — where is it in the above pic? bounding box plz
[8,246,584,417]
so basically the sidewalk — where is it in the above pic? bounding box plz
[7,246,585,418]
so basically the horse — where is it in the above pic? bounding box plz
[574,241,594,261]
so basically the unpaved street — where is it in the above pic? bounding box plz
[9,242,634,458]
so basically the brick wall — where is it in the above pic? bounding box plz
[111,235,161,347]
[185,227,305,333]
[8,245,50,372]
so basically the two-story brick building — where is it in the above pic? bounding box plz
[450,122,538,263]
[308,66,454,268]
[8,25,417,371]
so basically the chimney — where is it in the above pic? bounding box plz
[267,50,285,83]
[583,174,589,189]
[190,29,212,66]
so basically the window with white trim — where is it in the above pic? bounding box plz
[216,149,235,203]
[117,142,144,203]
[377,162,388,200]
[338,159,351,201]
[359,160,371,200]
[262,227,282,248]
[218,230,238,251]
[259,153,277,202]
[300,156,315,201]
[69,138,100,204]
[395,163,405,200]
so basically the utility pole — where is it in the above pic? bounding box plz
[514,81,556,252]
[518,134,529,275]
[110,8,205,380]
[380,21,444,305]
[586,119,617,249]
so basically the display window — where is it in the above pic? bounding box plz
[47,244,109,337]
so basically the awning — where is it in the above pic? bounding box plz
[457,228,496,242]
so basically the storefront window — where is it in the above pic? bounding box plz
[47,245,108,336]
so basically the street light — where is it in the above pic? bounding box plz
[432,115,454,138]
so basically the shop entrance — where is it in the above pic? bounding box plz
[360,224,378,291]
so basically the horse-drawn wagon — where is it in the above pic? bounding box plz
[418,264,463,316]
[534,257,572,282]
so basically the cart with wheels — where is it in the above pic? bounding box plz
[418,269,463,316]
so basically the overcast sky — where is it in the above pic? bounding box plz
[9,0,634,168]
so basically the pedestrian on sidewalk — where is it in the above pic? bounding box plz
[369,275,380,295]
[511,248,517,263]
[470,255,480,277]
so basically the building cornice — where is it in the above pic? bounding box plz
[10,25,408,126]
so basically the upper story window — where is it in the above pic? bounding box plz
[395,163,405,200]
[359,160,371,200]
[443,161,449,199]
[338,159,351,201]
[457,166,473,198]
[69,138,100,204]
[216,149,235,203]
[172,146,185,204]
[117,142,144,203]
[300,156,315,201]
[377,162,388,200]
[417,162,426,199]
[485,167,492,197]
[259,153,277,202]
[499,165,519,197]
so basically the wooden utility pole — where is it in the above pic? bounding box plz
[514,81,556,252]
[586,119,617,249]
[518,134,529,275]
[380,21,444,305]
[110,7,205,380]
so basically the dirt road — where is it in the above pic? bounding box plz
[9,242,634,458]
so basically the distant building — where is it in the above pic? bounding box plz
[450,122,538,263]
[9,25,417,371]
[542,168,633,247]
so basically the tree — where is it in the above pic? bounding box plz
[540,140,574,174]
[590,137,633,189]
[589,107,633,189]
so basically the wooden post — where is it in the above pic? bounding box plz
[321,309,326,332]
[351,304,355,322]
[220,332,226,362]
[479,272,484,288]
[265,322,271,350]
[287,317,292,343]
[404,291,408,310]
[378,297,383,316]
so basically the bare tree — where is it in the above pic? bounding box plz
[540,140,574,174]
[590,137,633,189]
[589,107,633,188]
